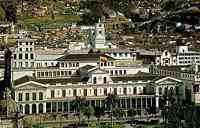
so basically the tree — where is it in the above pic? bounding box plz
[71,96,86,125]
[82,106,94,127]
[113,108,125,119]
[0,6,5,21]
[127,108,136,118]
[94,106,105,127]
[104,93,117,127]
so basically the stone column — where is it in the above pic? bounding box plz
[43,103,46,113]
[135,98,137,108]
[68,102,70,112]
[119,99,122,108]
[56,102,58,112]
[146,98,148,108]
[22,104,25,114]
[51,102,52,113]
[125,98,127,109]
[155,87,159,108]
[130,98,132,108]
[30,104,32,114]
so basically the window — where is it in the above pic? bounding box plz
[26,48,28,51]
[125,53,128,57]
[115,70,118,75]
[124,88,127,94]
[19,62,22,67]
[110,62,114,66]
[30,54,34,59]
[37,72,40,77]
[39,92,43,100]
[14,54,16,59]
[69,63,72,67]
[25,54,28,59]
[69,71,72,75]
[31,62,34,67]
[193,85,199,93]
[26,42,28,45]
[19,48,22,51]
[61,63,64,67]
[45,62,47,67]
[62,90,66,97]
[124,70,127,75]
[25,93,29,101]
[32,93,36,100]
[25,62,28,67]
[134,87,137,94]
[19,54,22,59]
[18,93,22,101]
[30,48,32,51]
[61,71,64,76]
[119,70,122,75]
[30,42,33,45]
[103,77,107,84]
[93,77,97,84]
[76,62,79,67]
[45,72,48,76]
[19,42,22,45]
[51,90,55,98]
[110,70,113,76]
[57,71,60,76]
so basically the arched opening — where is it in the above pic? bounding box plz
[134,87,137,94]
[32,104,37,114]
[169,87,174,96]
[39,104,43,113]
[159,87,162,95]
[25,104,30,114]
[19,104,23,113]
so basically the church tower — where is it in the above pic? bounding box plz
[93,19,107,49]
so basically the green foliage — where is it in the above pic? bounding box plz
[113,108,125,118]
[81,106,94,120]
[0,6,5,21]
[127,108,136,117]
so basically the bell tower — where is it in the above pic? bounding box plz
[93,19,107,49]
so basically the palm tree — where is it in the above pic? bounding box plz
[82,106,94,127]
[104,93,117,127]
[94,106,105,128]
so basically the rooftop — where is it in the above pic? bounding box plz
[56,53,115,61]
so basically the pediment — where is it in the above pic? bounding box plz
[15,81,47,89]
[89,68,108,74]
[155,77,182,85]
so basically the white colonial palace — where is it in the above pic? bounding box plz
[14,68,184,115]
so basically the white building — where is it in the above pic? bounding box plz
[14,68,184,115]
[156,42,200,66]
[13,37,35,68]
[90,19,109,49]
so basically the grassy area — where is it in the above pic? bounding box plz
[17,15,80,31]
